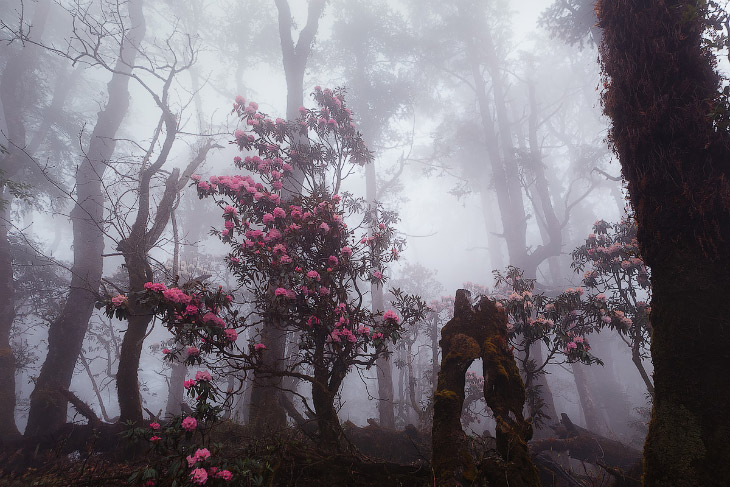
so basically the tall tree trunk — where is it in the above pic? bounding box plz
[25,0,145,437]
[165,362,187,418]
[598,1,730,484]
[571,362,607,435]
[0,203,19,441]
[366,160,396,429]
[0,0,51,440]
[249,320,288,432]
[248,0,326,431]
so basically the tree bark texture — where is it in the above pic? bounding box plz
[598,1,730,484]
[432,290,539,487]
[24,0,146,437]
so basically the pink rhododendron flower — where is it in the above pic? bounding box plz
[319,286,330,296]
[193,448,211,461]
[162,348,171,354]
[111,294,127,307]
[235,95,245,105]
[225,328,238,341]
[144,282,167,292]
[186,347,200,357]
[216,470,233,481]
[163,288,192,305]
[150,422,160,430]
[190,467,208,485]
[328,255,338,266]
[319,222,330,233]
[202,312,225,328]
[307,270,321,281]
[195,371,212,382]
[150,436,162,442]
[273,207,286,218]
[254,343,266,351]
[274,287,288,296]
[181,416,197,431]
[372,271,382,279]
[383,310,399,322]
[185,305,199,315]
[341,246,352,257]
[263,213,274,224]
[184,379,196,390]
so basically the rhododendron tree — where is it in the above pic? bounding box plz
[107,88,426,451]
[571,217,653,395]
[493,266,600,426]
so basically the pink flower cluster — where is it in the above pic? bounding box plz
[383,310,399,323]
[195,370,212,382]
[181,416,197,431]
[144,282,167,292]
[111,294,128,307]
[186,447,211,467]
[163,287,192,304]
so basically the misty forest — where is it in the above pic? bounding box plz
[1,0,729,485]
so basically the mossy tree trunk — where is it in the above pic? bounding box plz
[432,290,539,486]
[598,1,730,484]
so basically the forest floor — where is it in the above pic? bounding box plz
[0,421,435,487]
[0,419,638,486]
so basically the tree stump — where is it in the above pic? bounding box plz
[432,289,540,486]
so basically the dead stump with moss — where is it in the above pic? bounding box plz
[432,289,540,486]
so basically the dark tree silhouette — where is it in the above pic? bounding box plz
[598,1,730,484]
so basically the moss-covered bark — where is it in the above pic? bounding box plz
[598,2,730,485]
[431,290,539,486]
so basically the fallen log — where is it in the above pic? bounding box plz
[530,413,641,471]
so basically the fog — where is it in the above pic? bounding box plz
[1,0,666,484]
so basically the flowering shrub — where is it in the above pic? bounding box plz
[122,370,241,487]
[571,217,653,394]
[106,88,426,451]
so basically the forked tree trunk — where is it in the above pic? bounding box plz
[598,1,730,484]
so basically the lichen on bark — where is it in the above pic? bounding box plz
[431,289,539,486]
